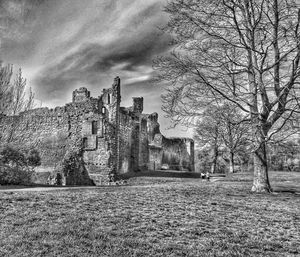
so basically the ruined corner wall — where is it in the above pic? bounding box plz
[81,77,120,184]
[118,108,161,173]
[0,85,120,185]
[142,111,194,172]
[148,133,163,170]
[118,108,144,173]
[117,103,195,173]
[118,109,134,173]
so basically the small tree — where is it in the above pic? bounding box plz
[11,68,27,115]
[0,63,13,115]
[0,63,34,116]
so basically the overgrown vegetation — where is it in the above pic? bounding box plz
[0,146,41,185]
[61,151,94,186]
[0,172,299,256]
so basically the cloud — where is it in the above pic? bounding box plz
[30,0,170,103]
[0,0,192,137]
[1,0,170,94]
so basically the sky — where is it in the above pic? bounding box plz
[0,0,192,137]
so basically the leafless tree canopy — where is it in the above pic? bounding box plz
[154,0,300,192]
[0,63,34,115]
[0,63,13,115]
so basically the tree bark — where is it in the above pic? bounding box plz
[251,140,272,193]
[210,146,218,174]
[229,151,234,173]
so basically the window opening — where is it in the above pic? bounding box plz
[92,121,98,135]
[83,137,88,148]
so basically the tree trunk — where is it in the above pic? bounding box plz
[251,141,272,193]
[229,151,234,173]
[210,146,218,174]
[210,162,216,174]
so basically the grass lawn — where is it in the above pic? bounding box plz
[0,171,299,257]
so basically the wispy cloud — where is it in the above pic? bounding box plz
[0,0,192,137]
[29,0,170,104]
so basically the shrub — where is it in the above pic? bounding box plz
[26,149,41,167]
[1,146,26,167]
[0,165,32,185]
[0,146,41,185]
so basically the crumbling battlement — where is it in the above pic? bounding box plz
[0,77,194,185]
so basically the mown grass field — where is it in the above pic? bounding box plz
[0,171,300,257]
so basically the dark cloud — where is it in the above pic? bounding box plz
[90,32,170,72]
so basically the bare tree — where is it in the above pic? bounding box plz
[11,68,27,115]
[218,104,251,173]
[25,87,35,112]
[154,0,300,192]
[194,103,250,173]
[194,107,222,173]
[0,64,34,116]
[0,63,13,115]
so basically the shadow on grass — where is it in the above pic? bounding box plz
[0,184,97,191]
[272,186,300,194]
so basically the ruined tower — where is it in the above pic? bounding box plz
[72,87,90,102]
[133,97,143,113]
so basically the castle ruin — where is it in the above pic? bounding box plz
[0,77,194,185]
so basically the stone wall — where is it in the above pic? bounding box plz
[138,116,149,169]
[0,107,71,168]
[0,76,194,185]
[118,109,133,173]
[148,134,163,170]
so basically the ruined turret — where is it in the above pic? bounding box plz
[132,97,143,114]
[72,87,90,102]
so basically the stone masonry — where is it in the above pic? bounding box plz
[0,77,194,185]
